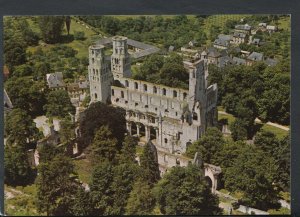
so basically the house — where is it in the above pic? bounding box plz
[168,45,175,52]
[264,57,278,67]
[266,25,278,33]
[258,23,267,28]
[46,72,66,90]
[188,40,198,47]
[67,79,89,107]
[234,24,251,34]
[233,57,247,65]
[231,31,248,44]
[207,47,221,65]
[251,38,261,46]
[218,56,234,68]
[246,52,264,66]
[213,34,232,50]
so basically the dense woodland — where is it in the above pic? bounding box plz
[3,15,291,215]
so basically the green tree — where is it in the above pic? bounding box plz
[79,102,126,149]
[4,145,33,186]
[36,154,79,216]
[13,64,33,77]
[140,141,160,185]
[89,161,115,216]
[33,62,53,80]
[74,31,85,40]
[274,135,290,191]
[186,127,225,164]
[5,77,47,116]
[154,164,222,215]
[65,16,71,35]
[224,145,279,209]
[44,89,75,118]
[70,188,93,216]
[39,16,65,44]
[230,118,248,141]
[5,108,39,145]
[126,179,156,215]
[89,126,118,164]
[254,130,279,155]
[110,163,140,215]
[59,117,75,146]
[118,135,137,164]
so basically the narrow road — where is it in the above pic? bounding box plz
[218,111,289,131]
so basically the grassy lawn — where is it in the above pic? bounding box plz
[218,111,288,139]
[5,184,43,216]
[25,16,101,59]
[73,158,93,184]
[113,15,196,20]
[276,16,291,31]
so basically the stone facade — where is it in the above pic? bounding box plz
[88,36,218,175]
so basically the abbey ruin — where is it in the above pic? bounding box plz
[88,36,219,179]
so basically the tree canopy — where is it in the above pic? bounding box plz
[38,16,65,44]
[154,164,222,215]
[44,89,75,118]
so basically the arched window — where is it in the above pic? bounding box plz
[162,88,166,96]
[125,80,129,87]
[143,84,147,92]
[164,154,168,163]
[173,90,177,98]
[153,86,157,94]
[95,93,97,99]
[134,82,138,90]
[193,112,198,121]
[111,89,114,96]
[164,138,168,144]
[121,91,124,98]
[183,92,187,100]
[92,58,95,64]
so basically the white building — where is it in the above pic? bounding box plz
[88,36,218,174]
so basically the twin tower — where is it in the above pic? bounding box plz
[88,35,212,111]
[88,36,131,103]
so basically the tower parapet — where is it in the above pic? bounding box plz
[88,44,113,103]
[111,36,131,78]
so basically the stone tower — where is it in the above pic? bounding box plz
[88,44,112,103]
[111,36,131,78]
[188,60,206,107]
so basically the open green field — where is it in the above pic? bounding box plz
[73,158,93,184]
[218,110,288,139]
[112,15,196,20]
[26,16,101,59]
[5,184,42,216]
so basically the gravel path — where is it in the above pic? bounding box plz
[218,111,289,131]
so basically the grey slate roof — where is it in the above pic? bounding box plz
[233,31,247,38]
[46,72,65,88]
[213,38,229,47]
[96,36,160,59]
[207,47,221,58]
[218,34,232,41]
[235,24,251,31]
[218,56,234,68]
[264,58,278,67]
[233,57,247,65]
[247,52,264,61]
